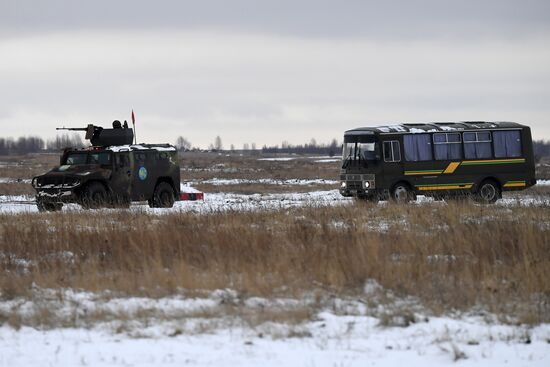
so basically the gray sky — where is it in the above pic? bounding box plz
[1,0,549,147]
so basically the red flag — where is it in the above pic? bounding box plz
[131,109,135,125]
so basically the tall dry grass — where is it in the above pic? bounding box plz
[1,201,548,323]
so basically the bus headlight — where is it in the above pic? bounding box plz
[341,181,347,189]
[364,181,370,189]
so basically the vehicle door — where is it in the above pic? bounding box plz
[112,152,133,200]
[401,133,437,191]
[381,139,403,189]
[131,151,153,201]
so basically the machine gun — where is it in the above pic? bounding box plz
[57,121,134,147]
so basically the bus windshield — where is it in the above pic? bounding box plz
[342,142,378,164]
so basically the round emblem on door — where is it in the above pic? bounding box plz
[138,166,148,181]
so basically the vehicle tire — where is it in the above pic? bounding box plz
[150,182,175,208]
[82,182,108,209]
[475,180,500,204]
[37,199,63,212]
[391,183,415,203]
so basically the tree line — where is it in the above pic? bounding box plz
[2,134,550,159]
[0,134,84,155]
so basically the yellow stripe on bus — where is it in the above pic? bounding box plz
[443,162,461,174]
[417,184,473,191]
[503,182,526,188]
[461,158,525,165]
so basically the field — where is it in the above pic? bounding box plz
[1,153,549,366]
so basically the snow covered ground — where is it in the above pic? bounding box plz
[191,178,338,186]
[0,287,549,367]
[2,186,550,215]
[0,190,350,215]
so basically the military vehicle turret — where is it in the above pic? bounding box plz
[32,121,181,211]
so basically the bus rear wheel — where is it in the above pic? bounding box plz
[391,183,415,203]
[475,180,500,204]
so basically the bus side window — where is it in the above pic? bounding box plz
[404,134,432,161]
[434,133,462,160]
[383,141,401,162]
[493,130,522,158]
[464,132,492,159]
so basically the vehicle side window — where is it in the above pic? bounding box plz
[433,133,462,160]
[493,130,522,158]
[463,131,492,159]
[404,134,433,161]
[383,141,401,162]
[89,152,111,165]
[65,154,87,165]
[116,153,130,167]
[135,153,146,163]
[157,152,169,160]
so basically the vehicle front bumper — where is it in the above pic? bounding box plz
[339,173,376,197]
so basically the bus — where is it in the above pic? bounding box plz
[339,121,536,203]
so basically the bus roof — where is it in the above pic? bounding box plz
[345,121,527,135]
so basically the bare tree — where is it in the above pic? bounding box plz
[175,136,192,151]
[214,136,223,151]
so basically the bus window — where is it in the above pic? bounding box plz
[383,141,401,162]
[358,143,377,160]
[434,133,462,160]
[404,134,432,161]
[493,130,522,158]
[464,132,492,159]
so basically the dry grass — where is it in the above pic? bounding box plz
[1,201,549,324]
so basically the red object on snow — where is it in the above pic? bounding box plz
[180,192,204,201]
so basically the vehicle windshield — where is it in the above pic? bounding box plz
[64,152,112,166]
[342,142,377,160]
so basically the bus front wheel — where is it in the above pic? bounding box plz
[391,183,416,203]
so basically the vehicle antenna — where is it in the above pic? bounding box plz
[131,109,137,144]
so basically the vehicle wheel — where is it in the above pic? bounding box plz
[150,182,175,208]
[37,199,63,212]
[82,182,108,209]
[391,183,415,203]
[475,180,500,204]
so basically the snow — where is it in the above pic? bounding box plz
[257,157,295,161]
[314,158,340,163]
[0,178,31,184]
[194,178,338,186]
[107,144,176,152]
[536,180,550,186]
[0,288,548,366]
[0,190,350,214]
[180,183,202,193]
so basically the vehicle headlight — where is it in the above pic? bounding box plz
[364,181,370,189]
[341,181,347,188]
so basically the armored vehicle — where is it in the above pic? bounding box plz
[32,122,181,211]
[340,121,536,203]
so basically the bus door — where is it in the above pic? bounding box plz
[400,134,438,191]
[381,139,404,185]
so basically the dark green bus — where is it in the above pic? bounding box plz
[339,122,536,203]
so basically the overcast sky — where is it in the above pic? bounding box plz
[1,0,549,147]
